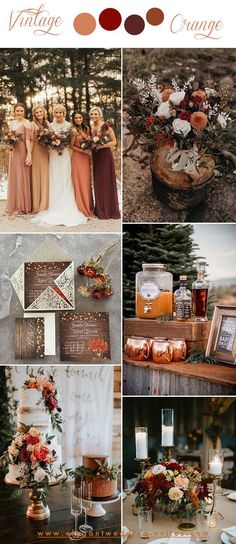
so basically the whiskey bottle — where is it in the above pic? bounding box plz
[173,275,192,321]
[192,260,209,322]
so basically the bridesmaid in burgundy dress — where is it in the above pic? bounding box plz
[89,107,120,220]
[5,103,32,215]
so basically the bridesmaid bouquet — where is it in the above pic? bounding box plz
[3,130,22,150]
[36,128,52,147]
[49,131,71,155]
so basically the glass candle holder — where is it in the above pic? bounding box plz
[135,427,148,459]
[161,409,174,447]
[208,450,224,476]
[138,506,153,539]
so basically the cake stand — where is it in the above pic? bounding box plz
[5,473,67,521]
[87,492,121,517]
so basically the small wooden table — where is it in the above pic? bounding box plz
[0,481,121,544]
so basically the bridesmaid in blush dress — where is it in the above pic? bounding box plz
[5,103,32,215]
[89,106,120,220]
[70,111,94,217]
[30,104,49,213]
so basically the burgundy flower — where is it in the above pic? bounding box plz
[47,396,58,412]
[19,447,28,462]
[191,95,203,105]
[179,110,191,121]
[180,99,189,109]
[25,435,40,445]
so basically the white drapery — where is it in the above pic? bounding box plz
[9,365,114,469]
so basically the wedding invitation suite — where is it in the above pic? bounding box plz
[59,312,111,362]
[24,312,56,356]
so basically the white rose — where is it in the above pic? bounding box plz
[169,91,185,106]
[29,427,39,438]
[217,113,227,129]
[156,101,171,119]
[15,435,24,447]
[174,475,189,490]
[172,118,191,137]
[205,87,217,97]
[168,486,184,501]
[34,467,47,482]
[8,444,19,456]
[152,464,167,475]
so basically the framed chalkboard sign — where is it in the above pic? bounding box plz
[206,305,236,365]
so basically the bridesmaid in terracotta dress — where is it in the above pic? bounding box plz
[89,106,120,220]
[70,111,94,217]
[30,105,49,213]
[5,103,32,215]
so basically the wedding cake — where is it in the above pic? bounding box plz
[82,455,118,499]
[6,372,63,485]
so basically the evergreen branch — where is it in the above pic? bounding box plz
[185,349,220,365]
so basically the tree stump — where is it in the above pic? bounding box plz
[150,146,215,210]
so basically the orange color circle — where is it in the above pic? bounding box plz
[73,13,96,36]
[146,8,164,26]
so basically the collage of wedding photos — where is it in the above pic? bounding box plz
[0,45,236,544]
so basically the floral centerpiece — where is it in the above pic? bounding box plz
[130,75,232,175]
[23,369,63,432]
[134,460,209,517]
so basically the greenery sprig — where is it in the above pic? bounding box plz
[185,349,220,365]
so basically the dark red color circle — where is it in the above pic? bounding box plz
[124,14,145,35]
[99,8,122,31]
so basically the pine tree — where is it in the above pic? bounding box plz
[123,224,201,317]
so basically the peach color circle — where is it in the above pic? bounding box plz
[73,13,96,35]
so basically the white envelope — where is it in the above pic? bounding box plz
[10,261,75,311]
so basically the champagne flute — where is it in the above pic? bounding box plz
[69,485,83,541]
[79,481,93,533]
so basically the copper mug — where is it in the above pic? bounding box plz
[128,337,150,361]
[149,337,168,358]
[152,339,173,364]
[169,338,187,361]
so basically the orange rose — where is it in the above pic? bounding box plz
[162,87,174,102]
[30,452,38,463]
[192,89,206,102]
[43,382,56,394]
[190,111,208,131]
[34,444,50,461]
[28,382,38,389]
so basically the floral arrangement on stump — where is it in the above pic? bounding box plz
[130,75,232,174]
[23,370,63,432]
[134,460,209,517]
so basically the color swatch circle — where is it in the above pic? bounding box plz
[146,7,164,26]
[124,14,145,35]
[99,8,122,31]
[73,13,96,35]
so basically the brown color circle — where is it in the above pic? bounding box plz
[73,13,96,36]
[146,7,164,26]
[124,14,145,35]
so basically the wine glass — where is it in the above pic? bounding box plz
[79,481,93,533]
[69,485,83,541]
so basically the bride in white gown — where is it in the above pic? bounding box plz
[32,105,87,227]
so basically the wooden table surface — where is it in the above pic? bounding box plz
[123,492,236,543]
[0,481,121,544]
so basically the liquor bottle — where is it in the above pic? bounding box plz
[192,260,209,321]
[173,275,192,321]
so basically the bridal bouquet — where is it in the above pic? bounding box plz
[49,130,71,155]
[23,369,63,432]
[134,460,209,515]
[3,130,22,149]
[130,75,232,174]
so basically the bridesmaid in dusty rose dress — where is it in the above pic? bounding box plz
[89,106,120,220]
[70,111,94,217]
[5,103,32,215]
[31,105,49,213]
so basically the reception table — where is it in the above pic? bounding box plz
[123,492,236,543]
[0,482,121,544]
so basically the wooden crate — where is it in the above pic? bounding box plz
[124,318,211,355]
